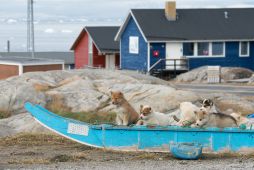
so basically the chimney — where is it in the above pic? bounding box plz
[165,1,176,21]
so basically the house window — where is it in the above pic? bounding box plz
[129,36,139,54]
[183,43,194,56]
[239,41,249,57]
[198,42,209,56]
[212,42,224,56]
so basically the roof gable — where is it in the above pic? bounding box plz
[71,26,120,53]
[115,11,147,42]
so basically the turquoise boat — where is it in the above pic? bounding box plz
[25,102,254,153]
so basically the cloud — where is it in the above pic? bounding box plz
[44,28,56,33]
[61,29,73,33]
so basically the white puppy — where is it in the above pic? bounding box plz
[136,105,177,126]
[174,102,199,127]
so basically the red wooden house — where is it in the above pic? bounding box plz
[71,26,120,69]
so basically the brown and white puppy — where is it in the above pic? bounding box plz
[136,105,176,126]
[110,91,139,126]
[193,109,237,128]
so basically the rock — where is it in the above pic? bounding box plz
[221,67,253,82]
[175,66,253,83]
[249,74,254,84]
[0,113,48,137]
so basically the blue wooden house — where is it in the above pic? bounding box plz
[115,2,254,74]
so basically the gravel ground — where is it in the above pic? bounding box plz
[1,134,254,170]
[3,158,254,170]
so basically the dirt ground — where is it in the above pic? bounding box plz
[1,133,254,170]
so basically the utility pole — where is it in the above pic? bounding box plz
[27,0,35,58]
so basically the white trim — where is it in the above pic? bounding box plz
[120,40,122,69]
[115,10,148,43]
[148,39,254,43]
[84,27,102,54]
[18,64,23,75]
[130,10,148,42]
[115,12,132,41]
[22,62,64,66]
[0,61,64,66]
[129,36,139,54]
[239,41,250,57]
[147,42,150,71]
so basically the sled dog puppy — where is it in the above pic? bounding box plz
[136,105,176,126]
[201,99,218,113]
[193,109,237,128]
[175,102,199,126]
[110,91,139,126]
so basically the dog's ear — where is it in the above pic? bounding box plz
[148,107,152,111]
[208,99,214,106]
[110,91,113,95]
[198,99,203,104]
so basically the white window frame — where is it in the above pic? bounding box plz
[197,42,210,57]
[211,42,225,57]
[129,36,139,54]
[239,41,250,57]
[186,42,225,58]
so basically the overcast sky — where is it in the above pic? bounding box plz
[0,0,254,52]
[1,0,254,20]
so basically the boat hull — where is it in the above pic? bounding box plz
[25,102,254,153]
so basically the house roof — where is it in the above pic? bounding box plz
[116,8,254,42]
[71,26,120,53]
[0,52,74,64]
[0,56,64,65]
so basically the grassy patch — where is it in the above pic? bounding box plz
[56,111,116,124]
[46,94,71,113]
[33,83,54,92]
[0,110,11,119]
[45,94,116,124]
[0,133,81,147]
[132,153,160,160]
[8,158,50,165]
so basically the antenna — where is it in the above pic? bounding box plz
[224,11,228,19]
[27,0,35,58]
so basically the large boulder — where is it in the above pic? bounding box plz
[175,66,253,83]
[0,69,253,138]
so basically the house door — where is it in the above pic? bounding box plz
[166,42,183,70]
[106,55,115,69]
